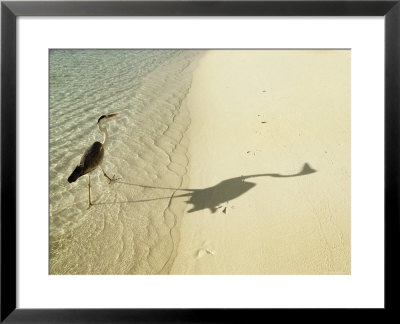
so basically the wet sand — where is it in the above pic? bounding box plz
[170,50,351,274]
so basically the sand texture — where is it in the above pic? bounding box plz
[170,50,351,274]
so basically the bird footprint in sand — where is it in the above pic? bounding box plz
[217,202,234,214]
[246,149,260,156]
[196,248,215,259]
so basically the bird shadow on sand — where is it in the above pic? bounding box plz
[94,163,317,213]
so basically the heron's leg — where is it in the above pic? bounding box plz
[88,173,93,209]
[100,165,120,184]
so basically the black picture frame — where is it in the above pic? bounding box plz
[1,0,399,322]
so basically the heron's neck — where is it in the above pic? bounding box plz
[98,122,109,148]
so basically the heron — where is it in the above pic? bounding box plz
[68,113,120,208]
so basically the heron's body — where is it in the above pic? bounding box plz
[68,142,104,183]
[68,113,119,208]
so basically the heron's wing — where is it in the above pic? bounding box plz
[68,165,84,183]
[79,141,104,175]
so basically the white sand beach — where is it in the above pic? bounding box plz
[49,49,350,275]
[170,50,350,274]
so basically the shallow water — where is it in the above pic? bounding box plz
[49,49,203,274]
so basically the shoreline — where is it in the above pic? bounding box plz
[155,52,203,274]
[170,50,351,274]
[156,95,192,274]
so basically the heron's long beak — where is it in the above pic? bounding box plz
[107,113,118,119]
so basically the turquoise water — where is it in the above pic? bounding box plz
[49,49,203,274]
